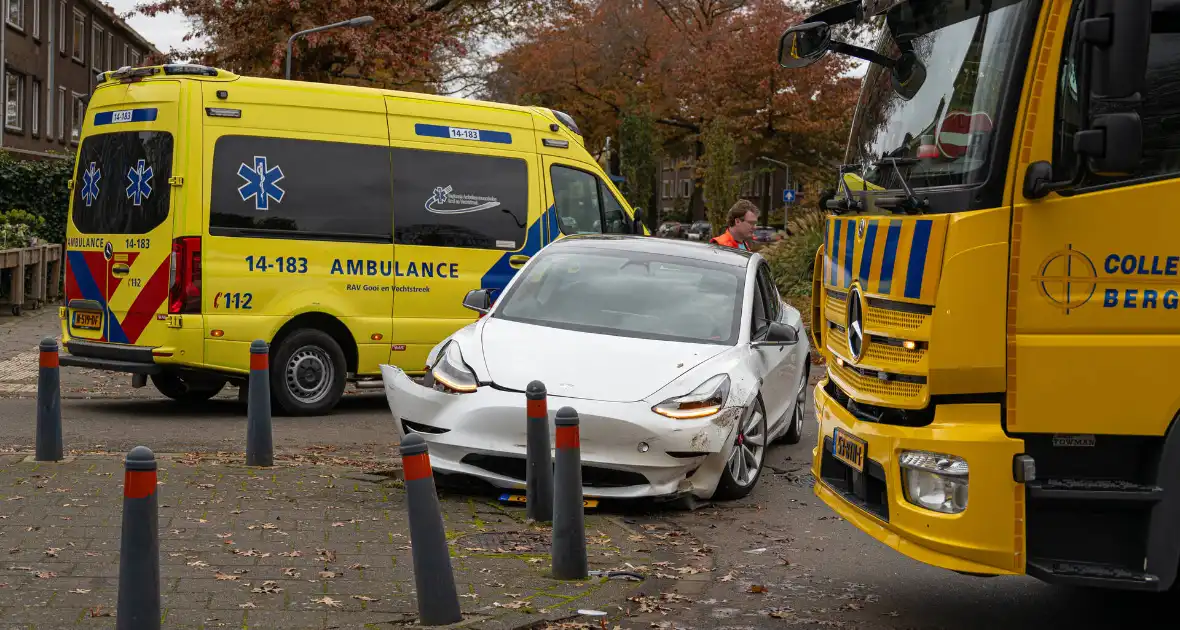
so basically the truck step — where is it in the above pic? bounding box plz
[1027,479,1162,503]
[1026,558,1161,591]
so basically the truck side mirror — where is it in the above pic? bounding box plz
[632,208,645,235]
[1075,112,1143,175]
[1084,0,1151,100]
[778,22,832,69]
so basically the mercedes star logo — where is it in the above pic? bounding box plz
[847,286,865,362]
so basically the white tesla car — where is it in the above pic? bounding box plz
[380,235,811,501]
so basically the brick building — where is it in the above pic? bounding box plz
[3,0,158,158]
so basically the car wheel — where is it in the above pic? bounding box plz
[151,372,226,403]
[271,329,347,416]
[712,396,768,501]
[781,367,810,445]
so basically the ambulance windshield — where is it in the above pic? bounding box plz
[846,0,1034,192]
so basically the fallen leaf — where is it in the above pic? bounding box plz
[214,572,240,581]
[279,551,302,558]
[197,484,215,489]
[44,548,60,558]
[215,533,233,539]
[35,571,56,579]
[352,595,378,602]
[251,581,282,594]
[749,584,769,594]
[318,570,342,579]
[316,548,337,563]
[719,572,736,582]
[493,600,529,609]
[238,602,256,609]
[89,605,112,617]
[187,561,208,568]
[311,596,342,608]
[69,588,90,594]
[282,568,301,578]
[347,563,370,570]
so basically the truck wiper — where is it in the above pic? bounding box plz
[824,164,866,214]
[868,157,928,214]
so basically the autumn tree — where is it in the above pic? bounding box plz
[702,119,739,234]
[134,0,552,91]
[488,0,861,213]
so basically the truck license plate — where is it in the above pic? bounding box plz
[832,428,866,473]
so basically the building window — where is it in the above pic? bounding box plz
[32,0,40,38]
[5,71,23,132]
[680,180,690,199]
[131,50,141,66]
[662,180,671,198]
[57,86,65,141]
[58,1,65,53]
[122,43,128,66]
[92,25,103,70]
[7,0,24,30]
[71,92,84,143]
[31,79,40,137]
[72,9,85,63]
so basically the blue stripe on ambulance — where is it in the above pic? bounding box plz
[414,124,512,145]
[66,250,129,344]
[93,108,158,126]
[480,212,545,297]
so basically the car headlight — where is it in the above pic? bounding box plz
[430,342,478,394]
[900,450,968,514]
[652,374,730,419]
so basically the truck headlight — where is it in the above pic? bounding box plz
[900,450,968,514]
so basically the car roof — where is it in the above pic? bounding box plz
[546,235,754,267]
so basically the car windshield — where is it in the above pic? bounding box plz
[493,246,746,345]
[846,0,1034,194]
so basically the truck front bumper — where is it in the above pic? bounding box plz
[811,376,1027,576]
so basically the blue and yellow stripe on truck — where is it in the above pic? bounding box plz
[824,216,948,304]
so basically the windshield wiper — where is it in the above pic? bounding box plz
[869,157,929,214]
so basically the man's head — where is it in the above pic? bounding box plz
[726,200,759,241]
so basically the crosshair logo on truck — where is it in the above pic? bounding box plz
[1034,245,1180,312]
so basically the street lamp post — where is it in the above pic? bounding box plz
[285,16,377,81]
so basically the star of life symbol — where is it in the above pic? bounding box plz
[125,159,153,207]
[81,162,102,207]
[237,156,286,211]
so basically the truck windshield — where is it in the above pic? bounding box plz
[847,0,1035,193]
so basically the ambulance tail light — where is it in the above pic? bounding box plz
[168,237,202,314]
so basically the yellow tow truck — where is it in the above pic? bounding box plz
[780,0,1180,591]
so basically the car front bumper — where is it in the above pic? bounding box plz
[380,365,743,500]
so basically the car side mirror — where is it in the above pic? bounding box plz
[462,289,492,314]
[754,321,799,346]
[778,22,832,69]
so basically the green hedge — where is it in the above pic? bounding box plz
[0,151,76,245]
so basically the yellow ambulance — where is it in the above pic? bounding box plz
[60,64,646,415]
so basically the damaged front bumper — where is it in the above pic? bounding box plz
[380,365,743,500]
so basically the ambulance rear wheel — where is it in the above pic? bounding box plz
[151,372,226,403]
[271,329,346,416]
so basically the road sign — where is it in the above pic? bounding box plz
[783,190,797,204]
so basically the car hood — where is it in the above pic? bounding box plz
[478,318,731,403]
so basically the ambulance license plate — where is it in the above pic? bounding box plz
[832,428,866,473]
[72,311,102,331]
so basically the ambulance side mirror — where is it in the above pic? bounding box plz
[632,208,646,235]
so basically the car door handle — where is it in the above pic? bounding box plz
[509,255,530,270]
[111,263,130,277]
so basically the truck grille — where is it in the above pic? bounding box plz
[827,323,926,367]
[829,361,926,407]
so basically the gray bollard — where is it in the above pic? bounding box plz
[35,337,63,462]
[525,381,554,523]
[246,340,273,467]
[552,407,588,580]
[117,446,160,630]
[400,434,463,625]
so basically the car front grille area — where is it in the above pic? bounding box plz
[823,379,934,427]
[820,435,889,522]
[459,454,650,489]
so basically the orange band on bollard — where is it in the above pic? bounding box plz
[250,353,268,371]
[39,351,58,369]
[124,470,157,499]
[556,426,580,450]
[526,399,546,418]
[403,453,433,481]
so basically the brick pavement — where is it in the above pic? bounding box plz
[0,452,708,629]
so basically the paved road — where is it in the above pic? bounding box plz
[0,308,1173,627]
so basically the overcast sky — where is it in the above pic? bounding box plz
[106,0,194,54]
